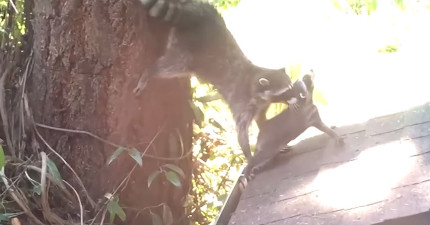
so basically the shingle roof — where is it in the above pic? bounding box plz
[221,102,430,225]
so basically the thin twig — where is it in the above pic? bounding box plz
[174,128,185,157]
[35,123,121,148]
[0,169,45,225]
[130,202,165,223]
[0,169,25,198]
[36,123,193,161]
[34,127,96,208]
[9,0,19,13]
[63,179,84,225]
[99,207,107,225]
[18,52,34,154]
[40,152,69,225]
[40,151,48,216]
[25,165,75,201]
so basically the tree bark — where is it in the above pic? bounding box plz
[28,0,193,224]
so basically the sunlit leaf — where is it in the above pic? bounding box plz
[395,0,405,10]
[107,196,126,223]
[148,170,161,188]
[163,164,185,178]
[162,204,173,225]
[151,212,164,225]
[46,158,65,188]
[165,171,181,187]
[127,148,142,166]
[209,118,226,132]
[331,0,343,11]
[0,145,5,171]
[367,0,377,14]
[288,63,302,82]
[107,147,126,165]
[313,89,328,105]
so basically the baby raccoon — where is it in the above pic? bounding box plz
[243,73,343,180]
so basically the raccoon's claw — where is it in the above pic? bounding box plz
[133,76,149,95]
[291,103,300,111]
[280,145,293,153]
[239,175,248,190]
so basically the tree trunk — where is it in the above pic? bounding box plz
[27,0,193,224]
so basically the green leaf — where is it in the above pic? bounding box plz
[162,205,173,225]
[0,213,11,221]
[107,197,126,223]
[148,170,161,188]
[0,213,22,222]
[0,145,5,171]
[107,147,126,165]
[163,164,185,178]
[151,212,164,225]
[127,148,142,166]
[46,158,65,188]
[165,171,181,187]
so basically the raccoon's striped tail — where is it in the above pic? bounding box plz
[139,0,218,28]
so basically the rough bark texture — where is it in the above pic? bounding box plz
[28,0,193,224]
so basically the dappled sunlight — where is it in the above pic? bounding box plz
[310,140,417,209]
[223,0,430,129]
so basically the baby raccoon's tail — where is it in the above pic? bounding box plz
[139,0,219,28]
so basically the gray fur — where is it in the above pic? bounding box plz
[136,0,293,160]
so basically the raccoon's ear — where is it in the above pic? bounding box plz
[258,78,270,87]
[309,69,315,79]
[302,69,315,79]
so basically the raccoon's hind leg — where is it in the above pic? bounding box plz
[133,49,190,95]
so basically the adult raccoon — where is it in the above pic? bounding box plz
[136,0,293,160]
